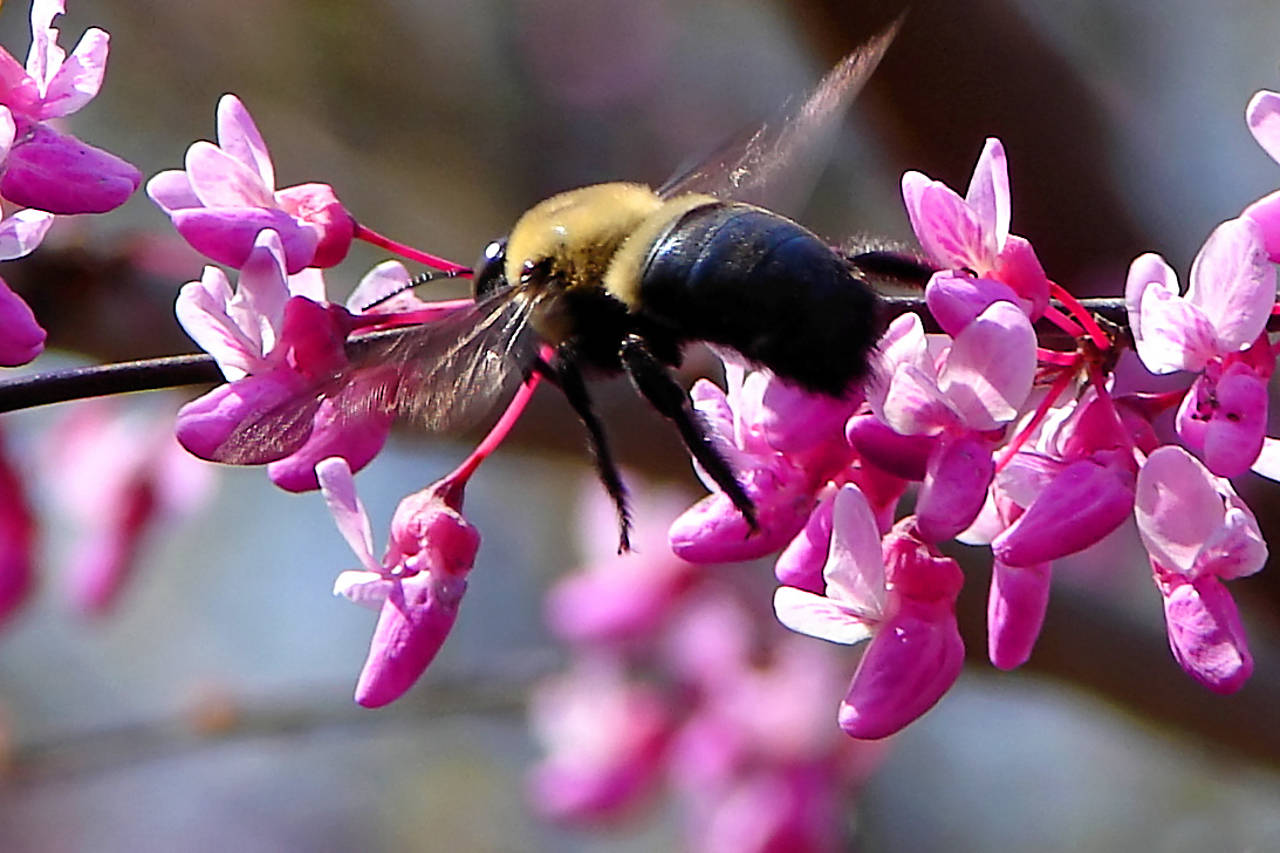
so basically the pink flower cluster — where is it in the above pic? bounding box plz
[673,125,1278,738]
[530,480,888,851]
[0,0,142,368]
[153,81,1278,737]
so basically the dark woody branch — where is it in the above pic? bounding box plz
[0,298,1135,414]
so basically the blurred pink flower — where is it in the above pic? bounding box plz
[148,94,354,273]
[0,0,140,213]
[545,476,698,646]
[44,400,214,615]
[528,655,672,823]
[0,427,34,625]
[1134,446,1265,693]
[318,457,480,708]
[774,485,965,739]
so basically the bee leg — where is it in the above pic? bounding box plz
[618,334,760,533]
[546,349,634,553]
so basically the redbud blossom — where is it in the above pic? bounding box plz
[174,230,420,491]
[902,137,1050,320]
[528,656,672,823]
[1134,446,1266,693]
[774,485,964,739]
[0,0,141,213]
[148,94,354,273]
[545,479,698,646]
[0,207,56,366]
[669,365,855,563]
[1242,89,1280,261]
[44,401,213,615]
[1126,217,1276,476]
[318,457,480,708]
[865,303,1035,542]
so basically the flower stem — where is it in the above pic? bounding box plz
[353,223,472,274]
[445,345,553,484]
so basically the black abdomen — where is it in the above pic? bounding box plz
[638,202,878,396]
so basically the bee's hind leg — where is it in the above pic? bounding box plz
[618,334,759,533]
[544,348,634,553]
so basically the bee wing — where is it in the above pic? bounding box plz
[210,289,540,465]
[656,19,900,205]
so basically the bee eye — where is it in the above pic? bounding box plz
[472,238,507,299]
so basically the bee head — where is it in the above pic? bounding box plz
[472,238,508,299]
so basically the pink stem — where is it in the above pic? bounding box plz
[994,361,1079,473]
[353,223,472,275]
[1050,282,1110,351]
[1036,347,1078,366]
[1041,304,1084,338]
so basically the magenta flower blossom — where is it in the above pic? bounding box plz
[0,207,57,366]
[174,230,418,491]
[862,303,1035,542]
[1134,446,1266,693]
[148,94,354,274]
[902,137,1050,326]
[0,0,140,213]
[0,427,35,626]
[669,362,858,563]
[1125,217,1275,476]
[44,400,214,615]
[319,457,480,708]
[774,485,965,739]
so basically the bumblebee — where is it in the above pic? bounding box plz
[215,25,922,550]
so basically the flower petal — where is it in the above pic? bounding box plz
[38,26,107,118]
[1186,217,1273,353]
[773,585,876,645]
[316,456,378,572]
[1134,445,1223,576]
[822,484,887,617]
[964,138,1010,257]
[216,94,274,189]
[0,275,45,366]
[0,124,139,213]
[1160,575,1252,694]
[836,600,964,739]
[987,559,1051,670]
[937,300,1035,430]
[1246,89,1280,165]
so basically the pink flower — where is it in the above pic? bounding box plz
[44,400,214,615]
[774,485,965,739]
[1242,89,1280,261]
[902,137,1050,325]
[0,208,57,366]
[148,94,354,273]
[0,0,141,213]
[1134,446,1265,693]
[173,230,411,491]
[545,477,698,646]
[669,362,857,563]
[861,304,1035,542]
[528,656,672,823]
[0,426,35,625]
[318,457,480,708]
[1125,217,1276,476]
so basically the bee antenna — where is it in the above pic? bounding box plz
[358,267,473,312]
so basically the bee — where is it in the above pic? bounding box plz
[215,23,924,551]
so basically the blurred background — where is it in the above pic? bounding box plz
[2,0,1280,850]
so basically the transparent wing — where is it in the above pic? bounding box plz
[210,289,541,465]
[657,19,900,205]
